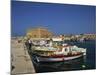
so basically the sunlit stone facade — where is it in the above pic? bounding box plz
[26,27,53,39]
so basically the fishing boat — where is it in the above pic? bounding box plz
[32,43,86,62]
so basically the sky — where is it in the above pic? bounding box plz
[11,1,96,36]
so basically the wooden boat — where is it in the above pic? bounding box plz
[32,44,86,62]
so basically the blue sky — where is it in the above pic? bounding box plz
[11,1,96,36]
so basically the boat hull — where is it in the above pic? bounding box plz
[35,54,84,62]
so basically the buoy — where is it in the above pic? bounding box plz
[82,65,86,68]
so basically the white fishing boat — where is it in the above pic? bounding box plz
[32,44,86,62]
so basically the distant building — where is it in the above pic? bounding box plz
[84,34,96,40]
[74,34,96,41]
[26,27,53,39]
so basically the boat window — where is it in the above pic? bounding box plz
[65,48,67,51]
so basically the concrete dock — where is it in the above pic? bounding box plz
[11,39,35,75]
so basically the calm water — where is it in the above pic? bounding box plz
[30,40,96,73]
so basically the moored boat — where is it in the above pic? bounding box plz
[32,44,86,62]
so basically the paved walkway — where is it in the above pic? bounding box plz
[11,39,35,75]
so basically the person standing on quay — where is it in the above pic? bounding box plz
[27,38,33,51]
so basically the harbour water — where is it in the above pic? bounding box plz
[29,40,96,73]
